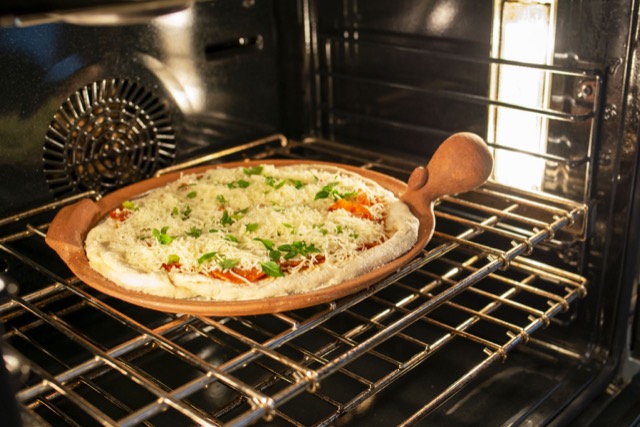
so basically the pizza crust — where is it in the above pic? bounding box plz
[84,165,419,302]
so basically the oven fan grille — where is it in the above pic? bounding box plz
[43,78,176,199]
[0,134,588,427]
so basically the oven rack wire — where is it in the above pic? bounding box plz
[0,134,587,426]
[311,27,605,203]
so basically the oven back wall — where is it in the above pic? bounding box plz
[308,0,493,156]
[0,0,281,217]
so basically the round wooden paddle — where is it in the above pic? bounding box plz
[45,132,493,316]
[401,132,494,242]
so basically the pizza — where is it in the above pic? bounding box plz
[84,163,420,301]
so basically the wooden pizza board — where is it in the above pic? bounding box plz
[45,133,493,316]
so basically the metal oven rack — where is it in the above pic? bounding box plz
[0,134,587,426]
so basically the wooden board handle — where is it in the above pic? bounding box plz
[401,132,493,215]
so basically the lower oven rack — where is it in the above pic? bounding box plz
[0,134,587,426]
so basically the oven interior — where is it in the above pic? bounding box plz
[1,0,639,426]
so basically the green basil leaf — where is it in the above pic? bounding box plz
[254,238,274,250]
[340,190,359,200]
[268,249,281,261]
[218,258,239,270]
[243,166,263,176]
[227,179,251,189]
[314,190,330,200]
[122,200,137,210]
[198,252,218,265]
[186,191,197,199]
[260,261,284,277]
[232,208,249,220]
[153,227,174,245]
[185,227,202,238]
[220,210,235,226]
[289,179,305,189]
[224,234,239,243]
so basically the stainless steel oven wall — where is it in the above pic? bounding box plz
[0,0,281,217]
[305,0,493,156]
[301,0,640,413]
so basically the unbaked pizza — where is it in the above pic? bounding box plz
[84,164,420,301]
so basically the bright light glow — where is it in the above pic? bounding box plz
[427,2,457,34]
[154,7,204,112]
[490,1,556,192]
[157,7,192,28]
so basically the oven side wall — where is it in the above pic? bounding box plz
[292,0,640,423]
[0,1,284,216]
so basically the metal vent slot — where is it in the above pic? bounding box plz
[0,134,588,426]
[43,78,176,199]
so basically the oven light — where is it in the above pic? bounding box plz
[489,0,557,192]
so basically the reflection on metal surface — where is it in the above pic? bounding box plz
[1,1,193,28]
[154,7,204,112]
[43,78,176,198]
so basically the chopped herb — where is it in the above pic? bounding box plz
[227,179,251,189]
[224,234,239,243]
[198,251,218,265]
[314,183,336,200]
[218,258,239,270]
[153,227,174,245]
[289,179,305,189]
[122,200,138,210]
[255,238,281,260]
[172,205,192,220]
[209,228,220,233]
[232,208,249,220]
[182,205,192,219]
[314,182,357,201]
[260,261,284,277]
[265,176,286,189]
[216,194,227,205]
[336,225,344,234]
[277,241,320,260]
[185,227,202,238]
[186,191,197,199]
[167,254,180,264]
[269,249,281,261]
[245,223,259,232]
[220,210,235,226]
[243,165,263,176]
[342,190,359,199]
[254,238,274,250]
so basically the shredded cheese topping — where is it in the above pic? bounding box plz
[85,164,419,300]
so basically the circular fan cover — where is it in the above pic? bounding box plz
[43,78,176,198]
